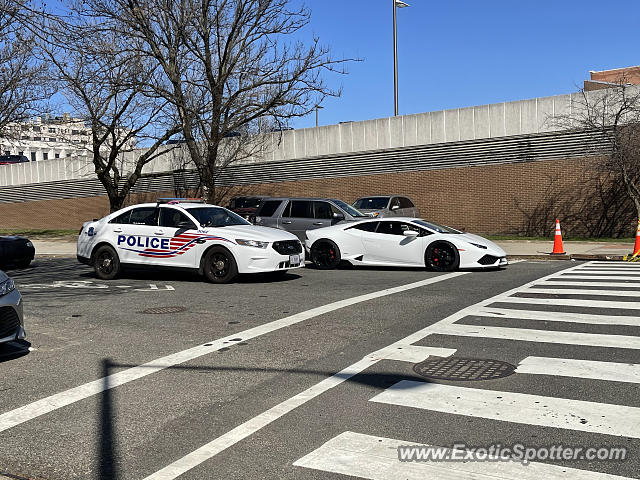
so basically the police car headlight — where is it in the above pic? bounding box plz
[236,239,269,249]
[0,277,15,297]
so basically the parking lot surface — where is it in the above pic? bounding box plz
[0,259,638,479]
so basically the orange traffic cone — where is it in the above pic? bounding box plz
[551,219,565,255]
[633,219,640,256]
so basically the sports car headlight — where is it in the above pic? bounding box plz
[0,277,15,297]
[26,241,33,247]
[236,239,269,249]
[468,242,488,250]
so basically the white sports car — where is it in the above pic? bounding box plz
[77,199,304,283]
[305,217,507,271]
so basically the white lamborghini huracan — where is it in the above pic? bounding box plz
[305,217,507,271]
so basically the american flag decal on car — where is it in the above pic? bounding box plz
[119,233,235,258]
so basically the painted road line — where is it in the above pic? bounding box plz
[540,281,640,288]
[0,272,465,434]
[473,307,640,326]
[563,268,640,278]
[141,263,589,480]
[494,296,640,309]
[586,262,640,267]
[143,347,458,480]
[516,357,640,383]
[372,346,457,363]
[522,287,640,297]
[557,275,640,281]
[371,382,640,438]
[430,324,640,349]
[577,267,640,271]
[293,431,633,480]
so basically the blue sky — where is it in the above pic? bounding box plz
[293,0,640,128]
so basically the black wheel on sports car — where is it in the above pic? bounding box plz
[310,240,341,270]
[93,245,121,280]
[203,246,238,283]
[425,241,459,272]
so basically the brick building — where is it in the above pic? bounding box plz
[0,86,636,237]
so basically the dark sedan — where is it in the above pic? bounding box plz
[0,236,35,268]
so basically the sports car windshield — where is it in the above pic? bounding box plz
[189,207,250,227]
[412,219,462,234]
[353,197,389,210]
[331,200,368,217]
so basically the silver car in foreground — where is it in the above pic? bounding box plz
[0,270,25,344]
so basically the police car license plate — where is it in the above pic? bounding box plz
[290,254,300,266]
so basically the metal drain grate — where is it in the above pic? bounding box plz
[413,356,515,381]
[142,306,186,314]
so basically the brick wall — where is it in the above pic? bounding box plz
[1,156,616,236]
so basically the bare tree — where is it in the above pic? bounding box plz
[0,0,53,139]
[83,0,350,203]
[554,78,640,221]
[33,5,182,211]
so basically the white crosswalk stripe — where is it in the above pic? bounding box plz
[294,261,640,479]
[539,281,640,287]
[515,357,640,383]
[473,307,640,326]
[555,275,640,280]
[294,431,634,480]
[522,287,640,296]
[371,381,640,437]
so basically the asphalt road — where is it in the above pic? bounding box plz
[0,258,638,479]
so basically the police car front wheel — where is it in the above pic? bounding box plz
[203,246,238,284]
[94,245,121,280]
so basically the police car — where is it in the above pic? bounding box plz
[77,199,304,283]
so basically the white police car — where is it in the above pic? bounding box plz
[77,199,304,283]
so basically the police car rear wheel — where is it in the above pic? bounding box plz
[94,245,121,280]
[204,247,238,283]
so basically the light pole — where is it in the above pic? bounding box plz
[393,0,409,116]
[315,105,324,127]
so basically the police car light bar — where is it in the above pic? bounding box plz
[157,198,205,205]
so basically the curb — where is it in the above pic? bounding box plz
[508,254,570,261]
[508,254,628,261]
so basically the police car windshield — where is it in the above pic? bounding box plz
[189,207,250,227]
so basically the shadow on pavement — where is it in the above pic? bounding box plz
[97,358,429,480]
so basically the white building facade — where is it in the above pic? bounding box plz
[0,114,91,162]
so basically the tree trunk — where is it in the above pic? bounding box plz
[109,195,126,213]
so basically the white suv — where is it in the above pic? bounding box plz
[77,199,304,283]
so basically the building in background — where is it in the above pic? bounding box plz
[584,65,640,91]
[0,113,91,162]
[0,114,136,162]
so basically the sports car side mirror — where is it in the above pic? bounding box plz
[403,230,419,237]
